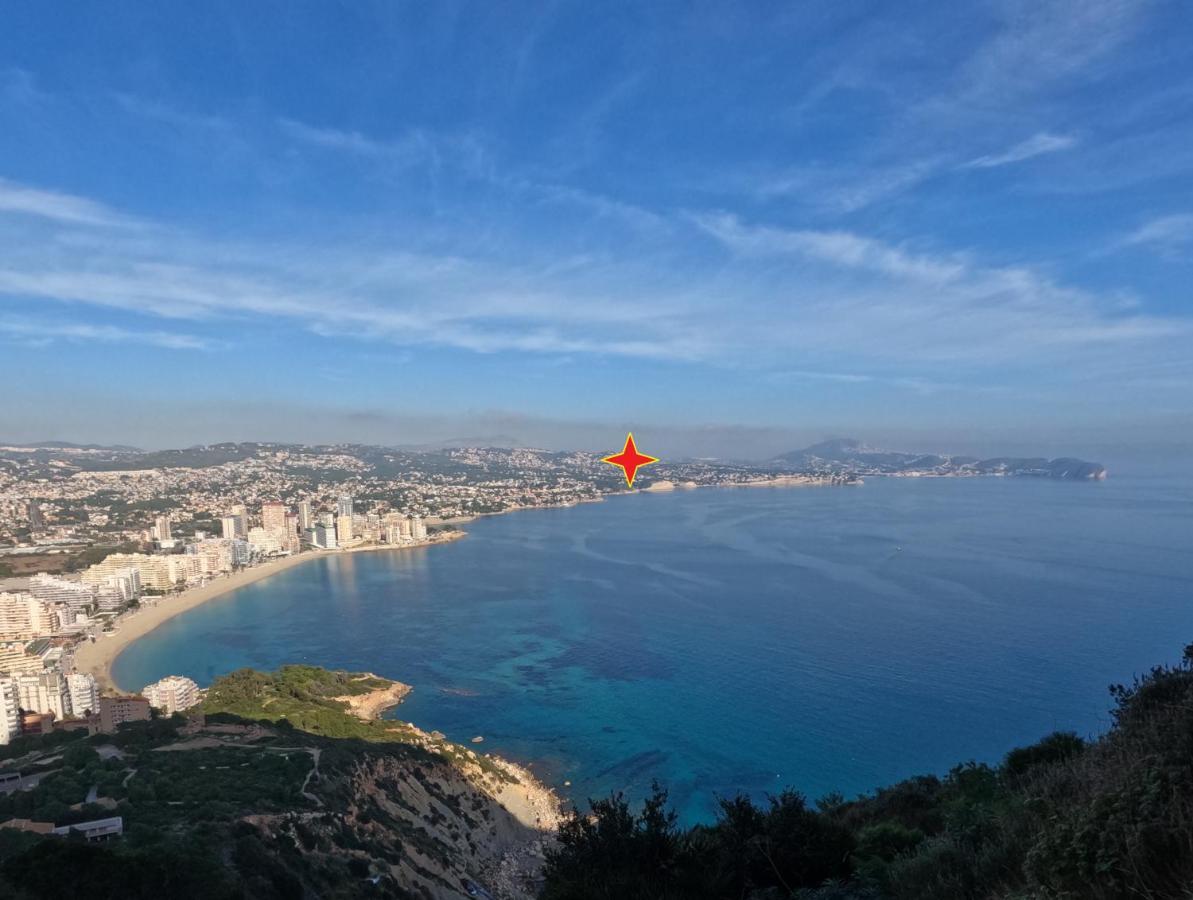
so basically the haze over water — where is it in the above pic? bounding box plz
[113,474,1193,823]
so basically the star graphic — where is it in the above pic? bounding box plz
[602,433,659,488]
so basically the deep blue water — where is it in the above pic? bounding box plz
[112,474,1193,823]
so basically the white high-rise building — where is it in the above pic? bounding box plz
[67,672,99,717]
[0,680,20,745]
[13,670,71,719]
[142,675,201,714]
[220,515,240,540]
[167,555,202,585]
[29,573,96,615]
[153,515,172,542]
[314,522,337,549]
[284,512,301,553]
[297,501,313,532]
[0,592,59,641]
[337,495,354,518]
[230,539,251,567]
[247,527,284,556]
[93,567,139,612]
[410,516,428,541]
[81,553,173,592]
[261,502,288,535]
[191,538,235,575]
[0,641,43,677]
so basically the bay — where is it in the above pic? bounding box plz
[112,473,1193,823]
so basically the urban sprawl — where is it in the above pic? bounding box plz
[0,441,834,749]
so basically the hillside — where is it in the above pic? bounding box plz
[7,648,1193,899]
[0,666,560,900]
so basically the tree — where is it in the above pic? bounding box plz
[542,783,698,900]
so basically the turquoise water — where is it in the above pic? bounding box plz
[112,474,1193,823]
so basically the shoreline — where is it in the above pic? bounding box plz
[75,477,842,695]
[73,532,465,693]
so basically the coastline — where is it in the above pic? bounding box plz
[73,532,465,693]
[76,478,839,695]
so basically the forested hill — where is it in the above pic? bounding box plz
[774,438,1107,480]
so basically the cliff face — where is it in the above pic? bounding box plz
[245,743,558,899]
[200,666,563,899]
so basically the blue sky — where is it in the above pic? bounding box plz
[1,1,1191,458]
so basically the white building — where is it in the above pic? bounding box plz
[90,567,140,612]
[261,501,288,534]
[29,573,96,615]
[81,553,173,592]
[247,527,284,556]
[153,515,172,542]
[410,516,428,541]
[0,593,59,641]
[0,641,43,677]
[0,680,19,745]
[230,539,251,567]
[142,675,201,714]
[220,515,241,540]
[13,670,71,719]
[67,672,99,717]
[314,522,337,549]
[191,538,235,576]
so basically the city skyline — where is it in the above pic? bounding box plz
[2,2,1192,459]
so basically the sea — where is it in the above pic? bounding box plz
[111,470,1193,823]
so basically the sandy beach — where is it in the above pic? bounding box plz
[73,534,465,693]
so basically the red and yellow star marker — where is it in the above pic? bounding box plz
[602,433,659,488]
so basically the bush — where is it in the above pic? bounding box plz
[1003,731,1085,779]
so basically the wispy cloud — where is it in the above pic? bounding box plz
[693,212,1186,363]
[0,178,136,228]
[0,177,1188,388]
[279,118,436,163]
[963,132,1078,169]
[952,0,1149,108]
[752,157,947,214]
[0,316,212,350]
[1120,214,1193,254]
[691,213,967,283]
[278,116,665,232]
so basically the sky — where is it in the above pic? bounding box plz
[1,1,1191,459]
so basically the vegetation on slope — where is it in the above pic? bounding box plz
[6,647,1193,899]
[0,666,545,900]
[204,665,513,780]
[542,643,1193,899]
[202,665,418,742]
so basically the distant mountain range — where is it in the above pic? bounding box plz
[773,438,1107,480]
[2,436,1107,481]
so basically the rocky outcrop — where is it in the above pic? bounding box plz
[206,666,562,899]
